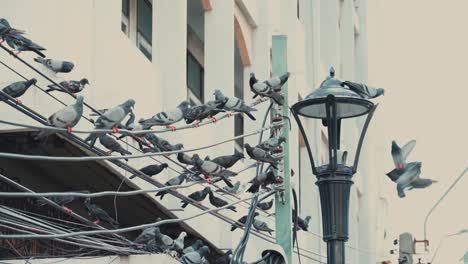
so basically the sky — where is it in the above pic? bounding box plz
[374,0,468,263]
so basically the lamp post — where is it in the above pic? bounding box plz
[291,67,378,264]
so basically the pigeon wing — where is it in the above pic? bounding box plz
[401,140,416,160]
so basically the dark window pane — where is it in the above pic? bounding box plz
[139,44,152,61]
[137,0,152,44]
[235,115,244,151]
[122,0,129,16]
[187,52,204,102]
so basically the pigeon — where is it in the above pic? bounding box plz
[210,152,244,169]
[183,240,204,254]
[177,152,194,165]
[293,210,311,231]
[181,187,211,208]
[387,162,436,198]
[84,99,135,147]
[208,190,237,212]
[253,219,274,235]
[179,245,210,264]
[244,143,279,169]
[257,199,274,211]
[184,101,225,125]
[6,34,46,57]
[98,135,131,159]
[144,133,183,152]
[36,190,88,214]
[34,95,84,140]
[1,78,37,104]
[33,57,74,73]
[215,250,232,264]
[134,226,158,246]
[231,212,259,232]
[249,72,289,105]
[192,154,235,187]
[247,170,278,193]
[213,90,257,120]
[129,163,168,179]
[45,78,89,94]
[257,136,286,153]
[215,181,241,195]
[153,227,175,252]
[139,100,190,130]
[342,81,384,99]
[155,173,188,200]
[390,140,416,170]
[0,18,25,43]
[115,113,151,148]
[84,198,119,227]
[173,231,187,253]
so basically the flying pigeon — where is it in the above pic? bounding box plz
[390,140,416,170]
[179,245,210,264]
[244,143,279,169]
[173,231,187,253]
[177,152,194,165]
[257,199,274,211]
[45,78,89,94]
[181,187,211,208]
[144,133,183,152]
[184,101,225,125]
[208,189,237,212]
[0,18,25,43]
[253,219,274,235]
[140,100,190,130]
[34,95,84,140]
[84,198,119,228]
[257,136,286,153]
[210,152,244,169]
[215,181,241,195]
[33,57,74,73]
[1,78,37,104]
[231,212,259,232]
[155,173,188,200]
[6,34,46,57]
[183,240,204,254]
[213,90,257,120]
[192,154,235,187]
[387,162,436,198]
[342,81,384,99]
[215,250,232,264]
[84,99,135,147]
[130,163,168,179]
[247,170,279,193]
[249,72,289,105]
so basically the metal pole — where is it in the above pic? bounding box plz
[272,35,293,263]
[423,167,468,251]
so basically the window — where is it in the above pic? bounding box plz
[120,0,152,61]
[187,51,204,104]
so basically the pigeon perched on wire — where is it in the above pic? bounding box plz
[208,189,237,212]
[293,210,311,231]
[0,18,25,43]
[184,101,225,125]
[257,136,286,153]
[177,152,195,165]
[215,250,232,264]
[84,99,135,147]
[213,90,257,120]
[98,135,131,160]
[173,231,187,253]
[1,78,37,105]
[183,240,204,254]
[129,163,168,179]
[143,133,183,153]
[249,72,289,105]
[33,57,74,73]
[192,154,235,187]
[342,81,384,99]
[34,95,84,140]
[181,187,211,208]
[45,78,89,94]
[387,162,436,198]
[231,212,259,232]
[257,199,274,211]
[155,173,189,200]
[253,219,274,235]
[139,100,190,131]
[179,245,210,264]
[6,33,46,57]
[244,143,279,169]
[247,170,279,193]
[84,198,119,228]
[36,190,89,214]
[116,112,151,149]
[215,181,242,195]
[210,152,244,169]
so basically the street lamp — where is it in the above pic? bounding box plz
[291,67,378,264]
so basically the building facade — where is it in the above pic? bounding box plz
[0,0,389,263]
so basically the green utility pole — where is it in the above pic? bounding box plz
[272,35,293,264]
